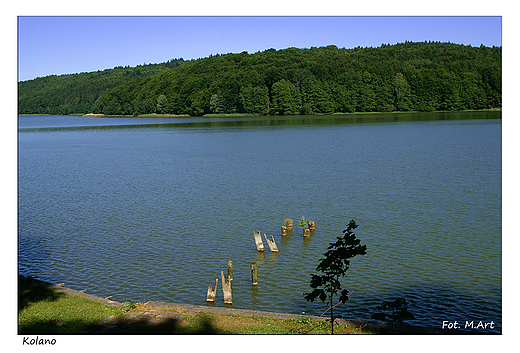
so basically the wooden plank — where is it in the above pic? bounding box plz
[227,260,233,283]
[253,230,265,252]
[264,233,279,252]
[221,271,233,304]
[206,278,218,302]
[251,262,258,286]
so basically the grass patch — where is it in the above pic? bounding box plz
[18,276,375,334]
[18,276,123,334]
[179,313,374,335]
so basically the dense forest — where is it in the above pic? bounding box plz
[18,42,501,116]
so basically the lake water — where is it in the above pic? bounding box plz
[18,111,502,332]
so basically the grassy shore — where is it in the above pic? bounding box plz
[84,305,375,335]
[18,276,380,335]
[18,276,123,334]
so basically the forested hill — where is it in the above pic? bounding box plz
[18,42,501,116]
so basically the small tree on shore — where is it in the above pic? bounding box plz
[304,220,367,334]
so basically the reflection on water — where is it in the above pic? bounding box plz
[250,285,260,306]
[255,252,266,267]
[18,112,501,332]
[19,110,500,132]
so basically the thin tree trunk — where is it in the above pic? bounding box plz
[330,295,334,335]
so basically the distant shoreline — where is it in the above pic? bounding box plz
[17,108,502,120]
[82,108,501,119]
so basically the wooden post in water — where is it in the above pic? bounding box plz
[251,262,258,286]
[264,234,279,252]
[227,260,233,283]
[221,271,233,304]
[206,278,218,302]
[254,230,265,252]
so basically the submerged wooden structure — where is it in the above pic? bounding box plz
[251,262,258,286]
[227,260,233,282]
[253,230,265,252]
[221,271,233,304]
[206,278,218,302]
[264,234,279,252]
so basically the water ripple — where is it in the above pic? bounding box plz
[18,117,501,332]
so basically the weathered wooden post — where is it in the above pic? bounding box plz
[251,262,258,286]
[221,271,232,304]
[308,221,315,230]
[300,216,311,237]
[254,230,265,251]
[264,233,279,252]
[281,226,287,236]
[285,219,293,230]
[206,278,218,302]
[227,260,233,283]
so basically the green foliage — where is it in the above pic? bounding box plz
[299,216,308,229]
[304,220,367,334]
[19,42,501,116]
[271,79,301,115]
[18,60,185,116]
[371,298,415,327]
[18,276,122,334]
[239,85,270,115]
[301,76,334,114]
[121,301,139,313]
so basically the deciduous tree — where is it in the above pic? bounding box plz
[271,79,301,115]
[304,220,367,334]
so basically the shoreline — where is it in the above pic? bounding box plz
[20,275,489,335]
[83,108,501,119]
[18,108,501,119]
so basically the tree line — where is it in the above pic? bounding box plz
[18,59,185,115]
[18,42,501,116]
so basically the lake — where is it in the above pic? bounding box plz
[18,111,502,332]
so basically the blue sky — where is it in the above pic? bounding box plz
[18,16,502,82]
